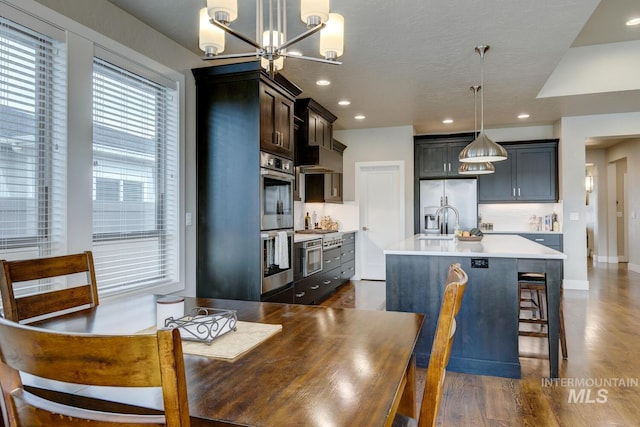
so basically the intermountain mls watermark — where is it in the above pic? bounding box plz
[542,377,639,403]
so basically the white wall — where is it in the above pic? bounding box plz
[334,126,415,238]
[560,113,640,287]
[605,139,640,272]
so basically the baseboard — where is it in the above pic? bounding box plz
[563,279,589,290]
[593,255,619,264]
[629,263,640,273]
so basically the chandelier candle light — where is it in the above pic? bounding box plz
[199,0,344,76]
[459,45,508,163]
[459,85,495,175]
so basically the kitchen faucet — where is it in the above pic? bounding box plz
[435,204,460,235]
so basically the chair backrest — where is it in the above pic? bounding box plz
[418,263,468,427]
[0,317,190,426]
[0,251,99,323]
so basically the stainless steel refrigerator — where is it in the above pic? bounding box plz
[419,179,478,234]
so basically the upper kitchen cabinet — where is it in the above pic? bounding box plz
[296,98,336,151]
[414,133,475,178]
[295,98,342,173]
[478,140,558,203]
[260,83,295,159]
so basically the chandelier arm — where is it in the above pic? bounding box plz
[211,20,263,50]
[278,23,325,51]
[201,52,261,61]
[281,53,341,65]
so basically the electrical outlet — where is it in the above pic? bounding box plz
[471,258,489,268]
[185,212,192,226]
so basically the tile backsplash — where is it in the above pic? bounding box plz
[294,201,359,231]
[478,203,563,232]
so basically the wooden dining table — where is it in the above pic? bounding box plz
[26,294,424,427]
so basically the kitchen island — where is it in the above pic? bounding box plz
[384,234,567,378]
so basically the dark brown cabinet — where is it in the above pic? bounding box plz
[293,233,356,305]
[478,140,558,203]
[296,98,336,151]
[304,173,343,203]
[260,83,294,159]
[340,232,356,281]
[192,62,301,301]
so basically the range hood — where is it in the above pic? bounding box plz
[297,140,345,174]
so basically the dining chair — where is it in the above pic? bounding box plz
[0,251,99,323]
[393,263,468,427]
[0,316,190,426]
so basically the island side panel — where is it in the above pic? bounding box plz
[386,254,521,379]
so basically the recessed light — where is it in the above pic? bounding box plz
[442,119,454,124]
[626,17,640,26]
[354,115,366,120]
[517,113,530,119]
[316,79,331,86]
[338,100,351,106]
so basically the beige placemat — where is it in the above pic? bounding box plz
[139,321,282,361]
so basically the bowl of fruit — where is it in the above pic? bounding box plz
[456,228,483,242]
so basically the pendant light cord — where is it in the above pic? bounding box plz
[480,48,485,133]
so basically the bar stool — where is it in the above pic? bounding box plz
[518,272,567,360]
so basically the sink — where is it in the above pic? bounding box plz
[418,234,455,240]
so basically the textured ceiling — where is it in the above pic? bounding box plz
[104,0,639,142]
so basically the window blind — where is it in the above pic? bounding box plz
[92,58,179,294]
[0,17,66,265]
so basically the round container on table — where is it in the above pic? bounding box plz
[156,295,185,330]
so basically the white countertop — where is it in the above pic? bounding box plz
[482,230,563,235]
[384,234,567,260]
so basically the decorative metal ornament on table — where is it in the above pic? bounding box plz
[165,307,237,345]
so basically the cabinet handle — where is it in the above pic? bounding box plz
[334,256,341,261]
[513,188,516,197]
[325,259,331,264]
[535,238,545,242]
[448,163,451,172]
[295,292,305,298]
[323,280,331,285]
[518,188,521,197]
[310,285,320,290]
[443,163,447,172]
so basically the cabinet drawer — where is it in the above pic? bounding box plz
[340,244,355,262]
[321,266,343,292]
[520,233,562,251]
[342,232,356,244]
[294,275,323,305]
[261,284,294,304]
[341,259,355,280]
[323,248,342,269]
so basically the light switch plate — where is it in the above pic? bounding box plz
[569,212,579,221]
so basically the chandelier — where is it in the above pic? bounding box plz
[459,45,508,163]
[199,0,344,76]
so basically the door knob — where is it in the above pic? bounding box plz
[362,226,369,231]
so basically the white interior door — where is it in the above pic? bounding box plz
[357,162,404,280]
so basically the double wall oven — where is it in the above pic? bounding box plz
[260,152,294,294]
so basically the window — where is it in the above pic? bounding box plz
[0,16,66,261]
[92,58,179,294]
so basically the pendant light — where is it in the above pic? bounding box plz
[460,85,495,175]
[459,45,508,163]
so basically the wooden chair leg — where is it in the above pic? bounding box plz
[559,291,568,359]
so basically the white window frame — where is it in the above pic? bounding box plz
[0,0,186,299]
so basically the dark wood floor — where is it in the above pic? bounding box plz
[321,261,640,426]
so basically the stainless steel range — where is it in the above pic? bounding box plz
[322,232,343,250]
